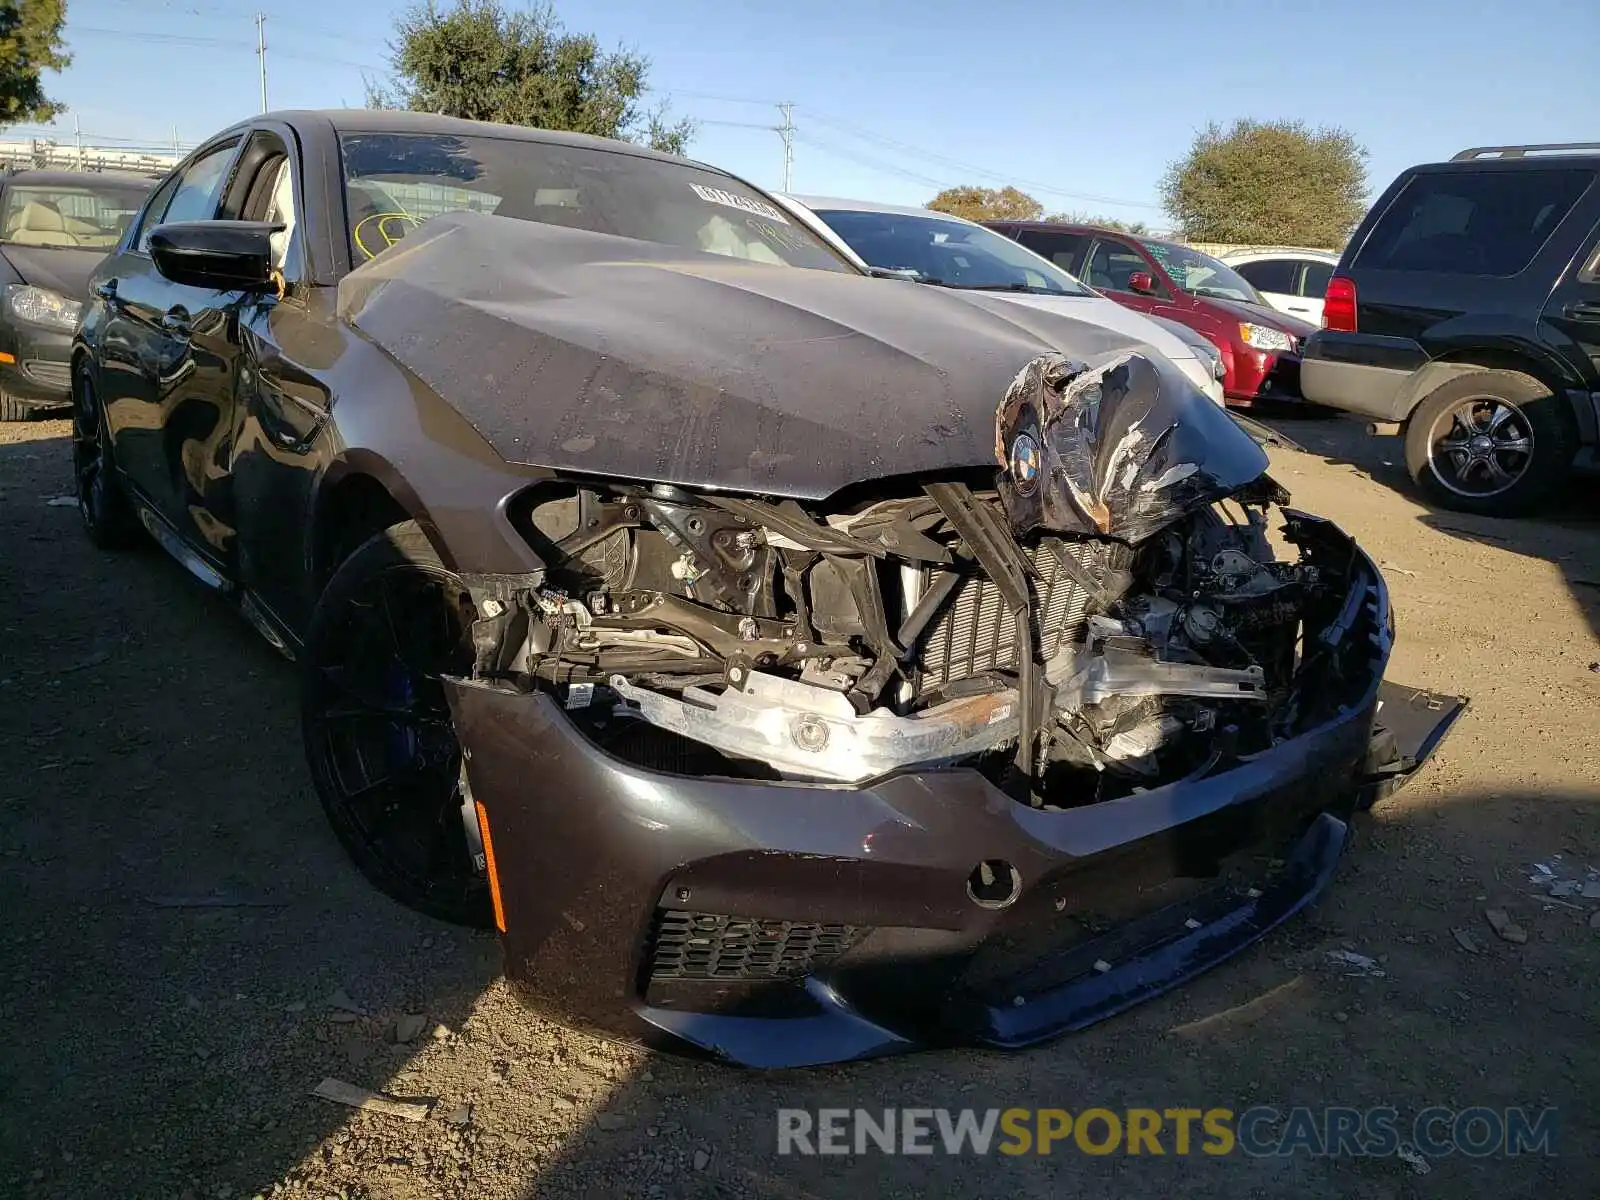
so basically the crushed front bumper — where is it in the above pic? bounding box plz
[446,539,1463,1068]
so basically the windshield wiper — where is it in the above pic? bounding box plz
[1191,286,1242,301]
[940,281,1050,294]
[867,266,934,282]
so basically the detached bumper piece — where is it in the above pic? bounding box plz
[1360,681,1469,808]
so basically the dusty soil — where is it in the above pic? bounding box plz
[2,413,1597,1200]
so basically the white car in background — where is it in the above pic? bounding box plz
[1219,247,1341,325]
[776,194,1227,406]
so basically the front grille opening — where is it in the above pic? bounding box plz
[916,537,1126,692]
[647,909,867,981]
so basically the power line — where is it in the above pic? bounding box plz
[69,25,385,71]
[792,131,953,191]
[801,109,1165,210]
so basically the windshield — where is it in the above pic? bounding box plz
[0,182,150,248]
[339,132,851,271]
[813,208,1093,295]
[1139,240,1262,303]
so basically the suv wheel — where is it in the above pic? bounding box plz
[1404,370,1575,516]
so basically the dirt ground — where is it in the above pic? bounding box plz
[2,412,1597,1200]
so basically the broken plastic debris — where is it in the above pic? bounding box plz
[1396,1143,1431,1175]
[1451,928,1484,955]
[1484,908,1527,944]
[326,988,363,1015]
[1093,959,1112,973]
[311,1078,433,1122]
[1325,950,1386,978]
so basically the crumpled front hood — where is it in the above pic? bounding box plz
[338,212,1204,500]
[994,350,1269,542]
[941,288,1200,365]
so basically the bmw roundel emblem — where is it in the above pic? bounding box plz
[1010,433,1041,496]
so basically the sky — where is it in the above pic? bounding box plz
[21,0,1600,230]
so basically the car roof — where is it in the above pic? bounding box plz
[0,168,157,189]
[1220,246,1341,263]
[257,109,715,170]
[790,194,981,225]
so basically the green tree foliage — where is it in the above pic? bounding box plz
[1160,119,1368,247]
[926,185,1042,222]
[0,0,71,125]
[370,0,694,155]
[1045,211,1150,234]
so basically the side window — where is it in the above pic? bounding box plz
[1083,238,1161,295]
[1300,260,1333,297]
[154,141,240,231]
[1015,228,1087,272]
[132,172,182,253]
[1235,258,1298,294]
[1355,168,1594,276]
[233,136,302,280]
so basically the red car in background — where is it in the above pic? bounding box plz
[984,221,1316,406]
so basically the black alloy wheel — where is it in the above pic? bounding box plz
[302,521,492,927]
[1404,369,1575,517]
[71,367,141,550]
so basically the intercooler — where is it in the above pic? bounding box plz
[916,538,1119,691]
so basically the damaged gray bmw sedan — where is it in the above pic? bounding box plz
[71,110,1465,1067]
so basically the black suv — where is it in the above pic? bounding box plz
[1301,143,1600,515]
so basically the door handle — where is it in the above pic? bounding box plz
[1564,301,1600,322]
[161,306,192,336]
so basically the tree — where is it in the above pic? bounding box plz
[1045,211,1150,234]
[370,0,694,155]
[0,0,71,126]
[926,185,1042,223]
[1160,119,1367,248]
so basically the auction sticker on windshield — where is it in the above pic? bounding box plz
[689,183,790,224]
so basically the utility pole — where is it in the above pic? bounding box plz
[255,13,268,113]
[74,113,83,172]
[777,102,795,192]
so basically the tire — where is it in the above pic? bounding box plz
[0,389,38,421]
[1403,370,1576,516]
[71,367,143,550]
[301,520,492,927]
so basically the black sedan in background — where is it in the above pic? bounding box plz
[0,168,154,419]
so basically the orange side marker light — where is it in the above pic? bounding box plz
[474,800,507,933]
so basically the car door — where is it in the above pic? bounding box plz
[100,136,243,573]
[220,126,344,638]
[1296,258,1333,325]
[1082,235,1171,317]
[1542,221,1600,389]
[1232,258,1304,319]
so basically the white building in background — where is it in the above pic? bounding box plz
[0,137,183,176]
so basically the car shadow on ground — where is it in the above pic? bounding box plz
[3,426,1597,1200]
[1257,411,1600,642]
[0,430,500,1198]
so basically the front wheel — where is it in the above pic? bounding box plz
[301,521,492,927]
[1403,370,1575,516]
[71,367,142,550]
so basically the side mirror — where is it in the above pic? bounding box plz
[149,220,282,292]
[1126,271,1158,296]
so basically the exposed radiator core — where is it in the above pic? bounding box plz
[917,538,1110,691]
